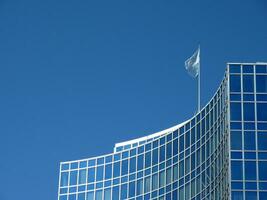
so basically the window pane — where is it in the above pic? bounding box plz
[121,159,128,175]
[105,164,112,179]
[258,132,267,150]
[231,103,242,121]
[159,171,165,188]
[230,75,241,92]
[60,172,69,187]
[144,176,151,193]
[231,131,242,150]
[259,161,267,180]
[130,157,136,173]
[243,75,254,92]
[104,188,111,200]
[96,190,103,200]
[256,75,267,93]
[152,174,158,190]
[244,131,255,150]
[257,103,267,121]
[96,166,103,181]
[245,161,256,180]
[79,169,87,184]
[70,170,78,185]
[243,103,255,121]
[232,191,243,200]
[231,161,243,180]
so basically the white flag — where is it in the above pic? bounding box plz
[185,47,200,78]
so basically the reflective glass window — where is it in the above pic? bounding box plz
[259,161,267,180]
[256,75,267,93]
[245,161,256,180]
[130,157,136,173]
[144,176,151,193]
[96,190,103,200]
[152,148,158,165]
[231,131,242,150]
[231,161,243,180]
[230,103,242,121]
[60,172,68,187]
[258,131,267,150]
[113,162,120,178]
[243,75,254,92]
[230,75,241,92]
[160,145,165,162]
[129,181,135,198]
[243,103,255,121]
[121,159,128,175]
[145,152,151,168]
[152,173,158,190]
[257,103,267,121]
[137,154,144,170]
[105,164,112,179]
[120,184,127,199]
[244,131,255,150]
[87,192,94,200]
[104,188,111,200]
[70,170,78,185]
[95,166,103,182]
[232,192,243,200]
[137,179,143,195]
[159,171,165,188]
[79,169,86,184]
[112,186,119,200]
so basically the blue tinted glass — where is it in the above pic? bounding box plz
[231,131,242,150]
[259,192,267,200]
[104,188,111,200]
[62,164,69,171]
[243,103,255,121]
[59,195,67,200]
[113,162,120,177]
[232,191,243,200]
[71,162,78,169]
[87,192,94,200]
[243,75,254,92]
[97,157,104,165]
[145,152,151,168]
[60,172,69,187]
[96,166,104,181]
[79,169,86,184]
[129,181,136,197]
[78,193,85,200]
[88,168,95,183]
[230,103,242,121]
[179,135,184,152]
[105,164,112,179]
[257,103,267,121]
[173,139,178,156]
[121,159,128,175]
[69,194,76,200]
[230,75,241,92]
[244,131,255,150]
[166,142,172,159]
[245,161,256,180]
[130,157,136,173]
[231,152,242,159]
[229,65,241,73]
[137,154,144,170]
[257,94,267,101]
[120,184,127,199]
[243,94,254,101]
[70,170,78,185]
[160,145,165,162]
[259,161,267,180]
[232,182,243,189]
[112,186,119,200]
[258,132,267,150]
[256,65,267,73]
[243,65,254,73]
[230,94,241,101]
[152,148,158,165]
[245,192,257,200]
[256,75,267,92]
[231,161,243,180]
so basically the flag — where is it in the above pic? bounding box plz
[185,47,200,78]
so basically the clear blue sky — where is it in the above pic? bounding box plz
[0,0,266,199]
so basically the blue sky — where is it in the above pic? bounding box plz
[0,0,266,199]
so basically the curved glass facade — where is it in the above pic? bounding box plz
[58,63,267,200]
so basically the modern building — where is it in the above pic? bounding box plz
[58,63,267,200]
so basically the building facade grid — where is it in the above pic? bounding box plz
[58,63,267,200]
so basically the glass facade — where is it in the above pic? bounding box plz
[58,63,267,200]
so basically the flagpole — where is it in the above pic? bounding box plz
[198,46,201,112]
